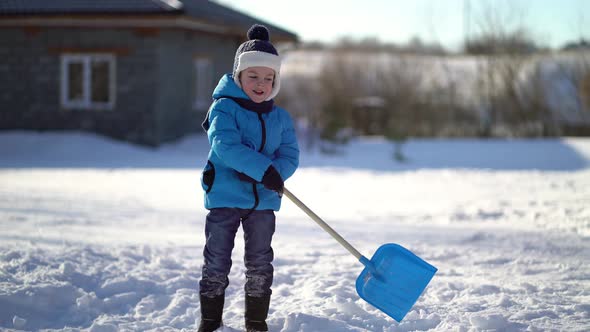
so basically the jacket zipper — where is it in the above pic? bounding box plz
[244,113,266,219]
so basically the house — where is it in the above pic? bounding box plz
[0,0,297,146]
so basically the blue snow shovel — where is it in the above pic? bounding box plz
[283,188,437,322]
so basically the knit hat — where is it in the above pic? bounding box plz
[233,24,282,100]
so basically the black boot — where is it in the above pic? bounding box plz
[245,295,271,332]
[198,294,224,332]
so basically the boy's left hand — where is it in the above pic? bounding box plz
[261,166,284,195]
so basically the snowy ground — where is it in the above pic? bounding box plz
[0,132,589,332]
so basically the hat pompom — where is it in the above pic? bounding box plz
[247,24,270,41]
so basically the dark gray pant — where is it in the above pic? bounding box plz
[199,208,276,298]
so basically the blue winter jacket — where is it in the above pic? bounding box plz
[201,74,300,211]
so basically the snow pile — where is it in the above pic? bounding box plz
[0,131,589,331]
[0,246,202,330]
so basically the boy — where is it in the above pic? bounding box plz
[198,24,300,332]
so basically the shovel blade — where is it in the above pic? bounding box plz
[355,243,437,322]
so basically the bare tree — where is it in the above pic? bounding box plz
[467,0,547,136]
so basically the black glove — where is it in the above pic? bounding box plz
[261,165,284,195]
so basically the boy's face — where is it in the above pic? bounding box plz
[239,66,275,103]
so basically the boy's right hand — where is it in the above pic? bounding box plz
[261,166,284,195]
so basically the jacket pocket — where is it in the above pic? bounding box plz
[201,160,215,193]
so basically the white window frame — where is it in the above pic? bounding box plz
[60,54,116,110]
[193,58,213,110]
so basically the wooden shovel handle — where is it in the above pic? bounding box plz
[283,187,364,261]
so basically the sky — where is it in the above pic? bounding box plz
[214,0,589,50]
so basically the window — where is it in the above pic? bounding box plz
[194,58,213,110]
[60,54,116,110]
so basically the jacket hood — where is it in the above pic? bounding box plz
[212,74,249,100]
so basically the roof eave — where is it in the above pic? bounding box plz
[0,14,298,43]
